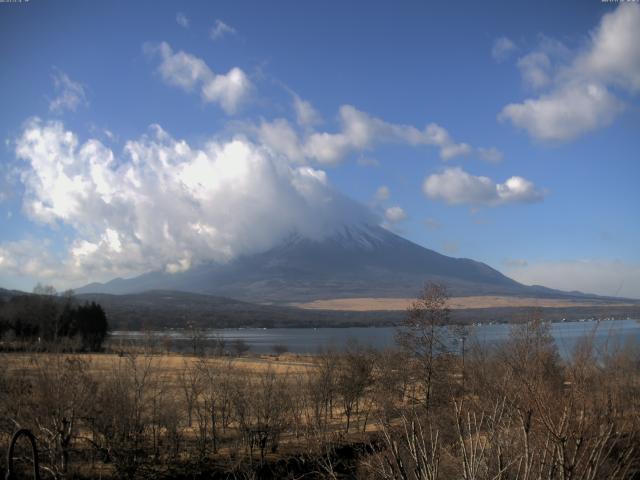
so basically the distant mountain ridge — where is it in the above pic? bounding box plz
[76,223,601,303]
[2,287,638,330]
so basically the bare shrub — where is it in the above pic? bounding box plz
[367,412,440,480]
[193,358,236,454]
[231,367,293,465]
[28,355,96,477]
[90,353,157,479]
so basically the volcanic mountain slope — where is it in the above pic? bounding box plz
[77,224,589,303]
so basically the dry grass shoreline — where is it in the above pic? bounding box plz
[1,350,317,377]
[292,295,638,311]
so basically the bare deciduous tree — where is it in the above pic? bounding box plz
[272,343,289,357]
[337,341,374,433]
[396,282,451,411]
[232,338,251,357]
[179,360,202,428]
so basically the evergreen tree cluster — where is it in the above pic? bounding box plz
[0,285,109,351]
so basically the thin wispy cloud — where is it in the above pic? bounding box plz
[478,147,503,163]
[442,241,459,255]
[257,105,501,165]
[293,94,322,127]
[176,12,189,28]
[49,68,87,113]
[506,259,640,298]
[210,19,236,40]
[424,218,442,230]
[492,36,517,62]
[375,185,390,202]
[144,41,252,114]
[517,51,552,89]
[357,157,379,168]
[504,258,528,267]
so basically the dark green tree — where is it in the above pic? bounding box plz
[72,302,109,351]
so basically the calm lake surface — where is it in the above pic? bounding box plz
[111,318,640,357]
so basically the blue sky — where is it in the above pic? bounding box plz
[0,0,639,297]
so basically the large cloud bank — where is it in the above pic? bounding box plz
[5,119,373,284]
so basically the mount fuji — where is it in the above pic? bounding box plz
[76,223,581,303]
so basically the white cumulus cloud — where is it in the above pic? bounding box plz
[422,167,545,207]
[145,41,252,114]
[257,118,305,162]
[384,206,406,223]
[500,3,640,141]
[500,83,623,142]
[575,3,640,93]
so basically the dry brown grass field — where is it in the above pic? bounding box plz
[0,347,390,479]
[292,295,637,311]
[1,351,316,377]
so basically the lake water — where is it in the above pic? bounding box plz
[111,318,640,358]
